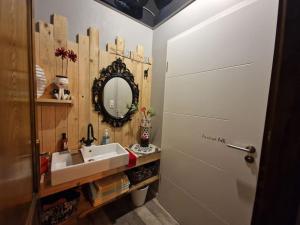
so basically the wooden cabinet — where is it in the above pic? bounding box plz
[39,152,160,224]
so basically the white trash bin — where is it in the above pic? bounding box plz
[131,186,149,207]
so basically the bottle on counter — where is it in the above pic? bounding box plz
[101,129,110,145]
[61,133,68,151]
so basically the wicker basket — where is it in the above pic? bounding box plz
[40,189,80,225]
[126,162,159,184]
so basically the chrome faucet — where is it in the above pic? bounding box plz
[80,123,97,146]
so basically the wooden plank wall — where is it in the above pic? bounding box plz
[35,15,152,153]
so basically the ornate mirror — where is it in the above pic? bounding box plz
[92,58,139,127]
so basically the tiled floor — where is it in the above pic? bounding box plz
[75,197,179,225]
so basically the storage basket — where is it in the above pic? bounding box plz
[126,162,159,184]
[40,189,80,225]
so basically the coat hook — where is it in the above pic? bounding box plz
[144,68,149,80]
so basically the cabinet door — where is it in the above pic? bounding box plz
[0,0,37,224]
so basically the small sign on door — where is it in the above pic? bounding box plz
[202,134,226,144]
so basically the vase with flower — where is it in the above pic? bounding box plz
[140,107,155,147]
[53,48,77,100]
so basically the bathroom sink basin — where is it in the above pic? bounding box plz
[80,143,128,163]
[51,143,129,185]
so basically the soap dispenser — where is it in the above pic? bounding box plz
[101,129,110,145]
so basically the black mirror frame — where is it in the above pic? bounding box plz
[92,58,139,127]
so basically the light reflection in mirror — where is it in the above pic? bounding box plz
[103,77,133,118]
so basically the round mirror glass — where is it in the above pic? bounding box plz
[103,77,133,118]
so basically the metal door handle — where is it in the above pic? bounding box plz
[226,144,256,153]
[226,144,256,163]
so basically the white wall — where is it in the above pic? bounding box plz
[151,0,247,146]
[35,0,153,56]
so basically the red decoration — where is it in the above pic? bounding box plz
[55,47,78,75]
[55,47,68,59]
[67,50,77,62]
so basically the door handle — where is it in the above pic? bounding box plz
[226,144,256,153]
[226,144,256,163]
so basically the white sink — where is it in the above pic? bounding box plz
[51,143,129,185]
[80,143,128,163]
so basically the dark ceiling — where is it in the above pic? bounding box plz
[95,0,195,28]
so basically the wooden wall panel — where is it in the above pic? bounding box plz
[88,27,100,144]
[38,21,56,152]
[53,15,68,151]
[141,61,152,110]
[38,21,55,98]
[67,41,79,150]
[116,36,125,55]
[78,35,90,142]
[52,15,68,45]
[36,15,152,152]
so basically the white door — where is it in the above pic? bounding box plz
[160,0,279,225]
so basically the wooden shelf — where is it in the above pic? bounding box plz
[39,152,161,198]
[78,175,159,218]
[36,98,73,104]
[54,175,159,225]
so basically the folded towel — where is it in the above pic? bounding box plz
[127,149,137,168]
[40,156,49,174]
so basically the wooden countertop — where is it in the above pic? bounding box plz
[39,151,161,198]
